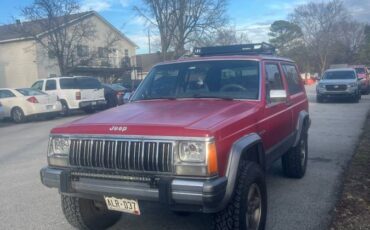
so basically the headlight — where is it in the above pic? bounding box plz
[348,83,357,88]
[179,141,206,162]
[175,140,218,176]
[47,136,70,166]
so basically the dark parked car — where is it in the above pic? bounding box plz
[102,84,127,108]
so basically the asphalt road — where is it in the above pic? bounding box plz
[0,85,369,230]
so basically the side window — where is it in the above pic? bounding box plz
[31,81,44,91]
[282,64,303,95]
[265,64,284,90]
[0,90,16,99]
[265,63,284,103]
[45,80,57,91]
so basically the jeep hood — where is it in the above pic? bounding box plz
[52,100,259,137]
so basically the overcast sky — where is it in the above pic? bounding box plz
[1,0,369,54]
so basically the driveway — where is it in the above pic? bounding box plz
[0,85,368,230]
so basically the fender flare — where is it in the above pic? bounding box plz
[212,133,264,212]
[293,110,310,147]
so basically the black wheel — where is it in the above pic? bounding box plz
[11,107,25,123]
[212,161,267,230]
[60,101,69,116]
[61,195,121,230]
[282,127,308,178]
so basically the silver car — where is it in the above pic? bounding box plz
[316,68,361,103]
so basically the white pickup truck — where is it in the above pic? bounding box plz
[31,76,106,115]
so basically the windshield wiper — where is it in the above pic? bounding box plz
[192,94,234,101]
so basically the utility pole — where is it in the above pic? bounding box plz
[148,28,151,54]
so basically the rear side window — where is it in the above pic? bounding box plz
[60,77,101,89]
[16,88,46,96]
[282,64,303,95]
[45,80,57,91]
[31,81,43,91]
[76,77,101,89]
[60,78,77,89]
[0,90,16,98]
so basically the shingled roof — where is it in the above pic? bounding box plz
[0,11,137,47]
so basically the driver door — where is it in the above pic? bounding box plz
[259,62,293,165]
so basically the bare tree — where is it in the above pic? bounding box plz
[194,27,250,47]
[135,0,228,59]
[12,0,96,75]
[134,1,176,60]
[291,0,349,73]
[171,0,228,57]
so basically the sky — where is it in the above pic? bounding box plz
[1,0,369,54]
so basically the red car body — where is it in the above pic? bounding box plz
[51,56,309,175]
[352,65,370,94]
[41,45,310,230]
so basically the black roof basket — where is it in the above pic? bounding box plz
[193,43,276,57]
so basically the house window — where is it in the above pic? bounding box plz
[98,47,108,58]
[124,49,129,57]
[77,45,89,57]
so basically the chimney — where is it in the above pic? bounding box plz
[16,19,21,25]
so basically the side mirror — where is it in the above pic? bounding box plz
[270,89,287,102]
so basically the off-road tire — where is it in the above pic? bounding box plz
[61,195,121,230]
[282,128,308,178]
[212,161,267,230]
[11,107,25,123]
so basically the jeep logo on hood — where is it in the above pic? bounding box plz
[109,126,128,132]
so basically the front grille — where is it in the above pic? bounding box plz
[69,139,174,173]
[326,84,347,91]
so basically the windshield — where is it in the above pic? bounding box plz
[355,68,366,74]
[323,71,356,80]
[131,60,260,101]
[16,88,46,96]
[60,77,101,89]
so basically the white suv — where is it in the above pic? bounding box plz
[31,76,106,115]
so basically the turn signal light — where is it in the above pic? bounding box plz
[27,96,39,103]
[207,142,218,175]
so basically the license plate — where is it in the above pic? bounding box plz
[91,101,97,105]
[104,196,141,215]
[46,105,53,110]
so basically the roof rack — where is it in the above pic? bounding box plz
[193,42,276,57]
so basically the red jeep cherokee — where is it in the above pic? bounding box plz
[40,43,310,230]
